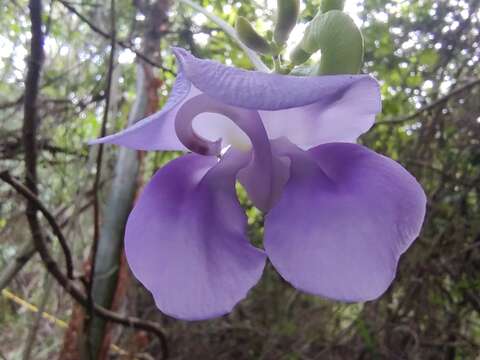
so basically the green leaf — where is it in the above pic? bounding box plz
[419,48,438,67]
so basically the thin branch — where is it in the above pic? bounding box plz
[86,0,117,356]
[0,241,36,292]
[8,175,77,280]
[375,77,480,126]
[22,273,54,360]
[22,0,44,197]
[0,96,23,110]
[0,196,95,292]
[21,0,76,280]
[57,0,174,74]
[89,0,116,313]
[177,0,269,72]
[0,171,169,359]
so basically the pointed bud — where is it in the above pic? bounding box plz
[320,0,345,13]
[236,17,273,55]
[297,10,363,74]
[274,0,300,45]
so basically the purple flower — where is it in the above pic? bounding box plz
[91,48,426,320]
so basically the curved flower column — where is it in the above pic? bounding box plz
[91,49,426,320]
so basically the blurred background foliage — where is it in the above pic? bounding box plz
[1,0,479,359]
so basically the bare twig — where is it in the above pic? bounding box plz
[21,0,77,281]
[0,97,23,110]
[57,0,174,74]
[22,0,44,197]
[0,194,96,292]
[374,77,480,126]
[0,171,169,359]
[21,273,54,360]
[86,1,118,357]
[0,241,36,292]
[5,173,76,280]
[89,0,116,314]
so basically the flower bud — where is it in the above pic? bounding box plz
[320,0,345,13]
[297,10,363,74]
[274,0,300,45]
[236,17,273,55]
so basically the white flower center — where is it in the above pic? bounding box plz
[192,112,252,152]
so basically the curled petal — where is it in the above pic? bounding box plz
[173,48,381,149]
[174,93,288,211]
[125,150,266,320]
[174,93,267,155]
[264,139,426,301]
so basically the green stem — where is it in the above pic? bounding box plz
[178,0,269,72]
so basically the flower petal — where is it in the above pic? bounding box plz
[125,150,266,320]
[89,71,194,151]
[264,139,426,301]
[173,92,288,211]
[237,152,290,212]
[174,47,379,110]
[173,48,381,149]
[259,77,380,149]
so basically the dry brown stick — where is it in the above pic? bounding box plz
[22,0,76,279]
[0,171,169,359]
[22,0,43,197]
[7,0,75,280]
[57,0,174,74]
[374,77,480,126]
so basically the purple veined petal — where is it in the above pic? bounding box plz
[88,70,195,151]
[175,93,289,211]
[259,77,380,149]
[264,139,426,301]
[173,47,381,149]
[173,47,378,110]
[124,149,266,320]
